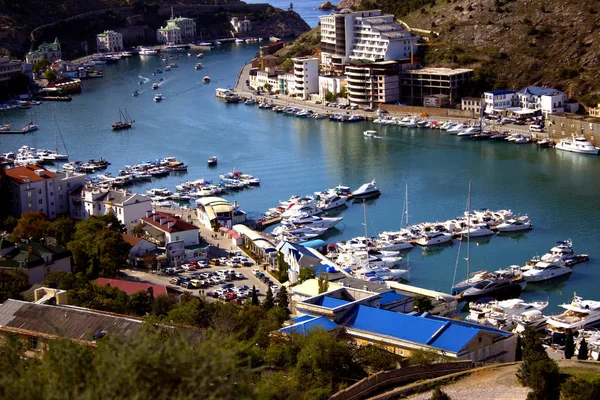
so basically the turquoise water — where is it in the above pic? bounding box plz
[2,44,600,313]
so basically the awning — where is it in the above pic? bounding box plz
[511,109,536,115]
[219,227,240,239]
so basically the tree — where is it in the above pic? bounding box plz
[128,289,154,316]
[0,269,30,303]
[263,83,273,93]
[297,267,315,284]
[318,272,329,294]
[132,222,144,237]
[143,253,158,270]
[561,377,600,400]
[9,211,50,242]
[517,327,550,385]
[564,330,575,359]
[45,216,76,246]
[251,285,259,306]
[276,286,289,314]
[33,58,50,73]
[413,295,434,313]
[44,69,57,82]
[430,387,451,400]
[263,287,274,310]
[151,294,177,317]
[515,334,522,361]
[525,359,560,400]
[577,337,588,360]
[339,85,347,98]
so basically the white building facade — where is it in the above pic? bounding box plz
[319,75,346,100]
[346,60,399,105]
[483,90,515,114]
[292,56,319,99]
[141,211,200,246]
[231,17,252,33]
[96,30,123,53]
[69,187,151,233]
[515,86,568,116]
[0,56,23,87]
[6,165,86,219]
[320,9,418,72]
[157,16,196,43]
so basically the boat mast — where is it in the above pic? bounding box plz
[466,181,472,278]
[363,199,369,270]
[52,112,68,155]
[405,184,409,227]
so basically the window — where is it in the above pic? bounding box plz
[50,202,54,206]
[176,236,180,241]
[59,194,64,200]
[29,337,39,350]
[28,202,33,208]
[60,205,64,210]
[38,189,42,194]
[58,185,62,191]
[28,191,32,198]
[50,192,53,196]
[38,199,43,205]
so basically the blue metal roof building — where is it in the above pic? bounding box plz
[485,89,514,96]
[279,316,339,335]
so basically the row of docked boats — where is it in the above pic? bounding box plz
[219,170,261,190]
[5,145,68,166]
[63,158,110,173]
[0,100,43,112]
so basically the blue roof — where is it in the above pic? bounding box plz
[311,264,337,275]
[290,314,316,323]
[314,296,349,309]
[486,89,514,96]
[379,291,408,305]
[517,86,560,97]
[278,316,339,335]
[346,305,498,353]
[300,239,327,249]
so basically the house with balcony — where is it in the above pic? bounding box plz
[140,211,199,247]
[319,75,346,100]
[292,56,319,100]
[0,56,23,87]
[196,197,246,230]
[96,30,123,53]
[345,60,399,106]
[483,90,515,114]
[5,164,86,219]
[25,38,62,64]
[514,86,568,117]
[157,14,196,43]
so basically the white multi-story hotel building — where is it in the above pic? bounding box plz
[515,86,567,117]
[320,9,418,72]
[96,30,123,53]
[292,56,319,100]
[483,90,515,114]
[5,165,86,219]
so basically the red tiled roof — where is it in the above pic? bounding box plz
[141,212,198,234]
[122,234,143,247]
[95,278,168,297]
[4,165,56,184]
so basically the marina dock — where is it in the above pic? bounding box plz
[0,130,26,135]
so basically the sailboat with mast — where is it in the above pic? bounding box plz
[452,182,524,301]
[111,108,135,130]
[21,109,39,133]
[46,113,68,160]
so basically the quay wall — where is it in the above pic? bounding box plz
[380,104,474,119]
[547,114,600,144]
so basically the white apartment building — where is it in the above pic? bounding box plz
[590,104,600,118]
[319,75,346,100]
[0,56,22,87]
[231,17,252,33]
[248,69,279,91]
[515,86,568,117]
[5,165,86,219]
[141,211,199,246]
[96,30,123,53]
[292,56,319,100]
[320,9,418,72]
[483,90,515,114]
[69,186,151,233]
[278,73,296,96]
[345,60,399,106]
[157,16,196,43]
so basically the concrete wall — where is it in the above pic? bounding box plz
[547,114,600,144]
[381,104,474,119]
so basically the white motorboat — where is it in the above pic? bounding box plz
[152,83,159,89]
[415,231,452,246]
[403,118,419,128]
[496,217,532,232]
[316,194,347,211]
[195,63,203,70]
[283,215,342,230]
[522,262,573,282]
[375,239,413,252]
[139,47,157,55]
[457,126,481,137]
[203,76,211,83]
[154,94,163,102]
[546,294,600,332]
[447,123,468,135]
[460,224,494,238]
[513,310,549,333]
[363,130,380,138]
[538,239,578,265]
[21,122,39,133]
[352,180,381,199]
[555,136,600,155]
[281,203,322,219]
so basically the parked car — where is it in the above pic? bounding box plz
[235,272,245,280]
[181,263,192,271]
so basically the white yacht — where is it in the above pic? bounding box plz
[513,310,549,333]
[522,262,572,282]
[139,47,157,55]
[496,217,532,232]
[351,180,381,199]
[415,231,452,246]
[457,126,481,137]
[546,294,600,332]
[316,194,347,211]
[281,203,322,219]
[460,224,494,238]
[447,123,468,135]
[555,136,600,155]
[363,130,380,138]
[154,94,163,102]
[277,215,342,231]
[539,239,577,265]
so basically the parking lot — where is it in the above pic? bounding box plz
[122,256,278,303]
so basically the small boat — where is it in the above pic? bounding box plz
[244,98,256,105]
[352,180,381,199]
[196,53,204,59]
[195,63,203,70]
[165,65,171,71]
[415,231,453,246]
[132,90,139,97]
[203,76,210,83]
[154,94,163,102]
[21,122,39,133]
[458,275,525,302]
[111,108,134,130]
[363,130,380,138]
[496,218,532,232]
[156,69,162,74]
[536,138,553,148]
[152,83,159,90]
[207,156,217,166]
[138,81,144,85]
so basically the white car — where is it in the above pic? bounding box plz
[235,272,245,280]
[181,264,192,271]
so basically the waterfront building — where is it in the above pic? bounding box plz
[157,15,196,44]
[196,197,246,230]
[140,211,200,247]
[590,104,600,118]
[399,67,473,106]
[292,56,319,100]
[461,96,482,114]
[96,30,123,53]
[319,75,346,101]
[515,86,568,117]
[25,38,62,64]
[280,286,516,361]
[231,16,252,33]
[69,186,151,233]
[547,113,600,143]
[275,241,322,284]
[483,89,515,114]
[249,68,280,91]
[278,73,296,96]
[345,60,400,106]
[232,224,276,261]
[5,165,86,219]
[0,56,22,87]
[0,239,71,284]
[319,9,418,73]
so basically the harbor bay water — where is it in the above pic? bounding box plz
[2,44,600,313]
